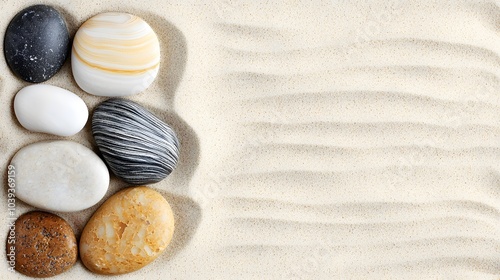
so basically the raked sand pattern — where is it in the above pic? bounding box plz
[206,1,500,279]
[0,0,499,279]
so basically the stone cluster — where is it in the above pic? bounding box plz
[4,4,179,277]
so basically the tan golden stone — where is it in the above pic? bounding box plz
[79,186,174,274]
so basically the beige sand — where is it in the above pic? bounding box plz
[1,0,499,279]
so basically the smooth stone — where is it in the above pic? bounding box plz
[72,12,160,96]
[4,5,70,83]
[9,211,77,277]
[92,98,180,185]
[10,140,109,212]
[14,84,88,136]
[80,187,175,274]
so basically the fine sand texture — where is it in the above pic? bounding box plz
[0,0,499,279]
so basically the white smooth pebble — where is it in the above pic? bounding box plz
[14,84,88,136]
[10,140,110,212]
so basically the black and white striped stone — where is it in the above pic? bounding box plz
[92,98,180,185]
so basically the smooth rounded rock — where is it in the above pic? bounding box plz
[72,12,160,96]
[80,187,175,275]
[4,5,70,83]
[92,98,180,185]
[8,211,77,277]
[10,140,109,212]
[14,84,88,137]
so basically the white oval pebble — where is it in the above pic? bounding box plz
[10,140,109,212]
[14,84,88,136]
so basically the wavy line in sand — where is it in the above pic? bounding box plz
[220,67,499,104]
[242,89,500,106]
[230,144,500,174]
[214,168,500,205]
[220,39,500,75]
[243,121,500,149]
[221,92,500,128]
[216,198,500,225]
[222,237,500,266]
[217,247,500,278]
[221,216,500,245]
[220,38,500,59]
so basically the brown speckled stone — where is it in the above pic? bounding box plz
[8,211,77,277]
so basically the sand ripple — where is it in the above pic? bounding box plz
[200,0,500,278]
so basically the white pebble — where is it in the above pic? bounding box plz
[14,84,88,136]
[10,140,109,212]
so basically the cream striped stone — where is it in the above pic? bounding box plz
[72,12,160,97]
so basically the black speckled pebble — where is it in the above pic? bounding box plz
[92,98,180,185]
[4,5,70,83]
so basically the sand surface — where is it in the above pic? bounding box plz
[0,0,499,279]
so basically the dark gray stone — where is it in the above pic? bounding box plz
[4,5,70,83]
[92,98,180,185]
